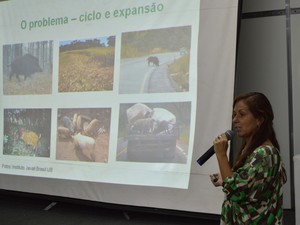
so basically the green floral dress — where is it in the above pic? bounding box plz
[221,145,286,225]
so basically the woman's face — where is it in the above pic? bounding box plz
[232,100,261,141]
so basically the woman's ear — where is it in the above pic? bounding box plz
[257,118,264,127]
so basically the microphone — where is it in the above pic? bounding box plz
[197,130,234,166]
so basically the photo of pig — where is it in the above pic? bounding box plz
[117,102,191,163]
[147,56,159,66]
[119,26,191,94]
[56,108,111,163]
[9,54,42,81]
[3,108,51,157]
[3,41,53,95]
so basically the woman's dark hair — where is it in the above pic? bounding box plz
[232,92,279,171]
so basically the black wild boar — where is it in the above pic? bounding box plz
[147,56,159,66]
[9,54,42,81]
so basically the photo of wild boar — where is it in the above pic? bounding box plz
[117,102,191,163]
[9,54,42,81]
[147,56,159,66]
[56,108,111,163]
[119,26,191,94]
[3,41,53,95]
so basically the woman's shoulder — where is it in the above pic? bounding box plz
[253,144,279,158]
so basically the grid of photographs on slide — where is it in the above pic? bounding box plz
[2,25,193,164]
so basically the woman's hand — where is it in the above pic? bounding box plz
[210,173,223,187]
[213,133,229,156]
[213,133,233,180]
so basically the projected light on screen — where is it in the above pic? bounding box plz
[3,41,53,95]
[56,107,111,163]
[0,0,238,215]
[3,108,51,157]
[58,37,115,93]
[119,26,191,94]
[117,102,190,163]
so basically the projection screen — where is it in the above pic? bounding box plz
[0,0,238,215]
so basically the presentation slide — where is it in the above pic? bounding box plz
[0,0,238,215]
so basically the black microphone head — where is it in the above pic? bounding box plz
[225,130,234,140]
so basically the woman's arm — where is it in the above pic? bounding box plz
[216,154,233,180]
[213,133,233,180]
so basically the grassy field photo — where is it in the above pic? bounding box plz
[59,37,115,92]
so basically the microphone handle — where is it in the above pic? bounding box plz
[197,146,214,166]
[197,130,233,166]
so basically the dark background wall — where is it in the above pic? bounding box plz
[236,0,300,210]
